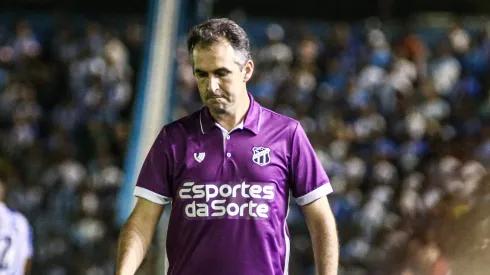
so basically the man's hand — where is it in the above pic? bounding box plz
[116,198,165,275]
[301,196,339,275]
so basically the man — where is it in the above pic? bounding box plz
[116,18,339,275]
[0,180,33,275]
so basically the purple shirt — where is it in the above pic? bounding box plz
[134,94,332,275]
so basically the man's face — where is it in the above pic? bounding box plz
[192,40,253,115]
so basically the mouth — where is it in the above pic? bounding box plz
[207,96,222,101]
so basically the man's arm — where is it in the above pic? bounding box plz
[24,259,31,275]
[19,214,33,275]
[301,196,339,275]
[116,198,165,275]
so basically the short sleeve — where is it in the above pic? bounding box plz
[16,214,33,259]
[25,223,33,258]
[133,127,173,204]
[289,122,333,206]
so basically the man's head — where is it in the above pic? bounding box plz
[187,18,254,115]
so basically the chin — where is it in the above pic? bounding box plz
[208,104,228,114]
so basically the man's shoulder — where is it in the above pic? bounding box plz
[2,206,32,233]
[12,210,31,230]
[10,210,33,248]
[259,106,300,131]
[158,109,202,139]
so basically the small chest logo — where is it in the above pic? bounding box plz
[252,146,271,166]
[194,152,205,163]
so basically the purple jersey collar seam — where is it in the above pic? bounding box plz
[199,93,261,135]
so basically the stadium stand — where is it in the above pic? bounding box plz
[0,13,144,274]
[2,9,490,275]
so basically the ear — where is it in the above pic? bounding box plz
[243,59,254,82]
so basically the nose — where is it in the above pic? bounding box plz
[206,76,219,93]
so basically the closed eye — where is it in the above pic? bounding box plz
[194,68,232,78]
[196,71,208,78]
[214,68,232,78]
[215,71,230,77]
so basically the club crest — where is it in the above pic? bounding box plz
[252,146,271,166]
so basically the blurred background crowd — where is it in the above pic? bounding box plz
[0,13,145,274]
[1,2,490,275]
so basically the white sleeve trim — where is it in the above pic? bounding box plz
[295,182,333,206]
[133,186,172,205]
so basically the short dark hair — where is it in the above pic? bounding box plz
[186,18,251,66]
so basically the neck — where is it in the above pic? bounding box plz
[211,93,250,132]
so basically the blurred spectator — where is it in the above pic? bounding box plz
[4,10,490,275]
[449,20,470,54]
[0,14,142,274]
